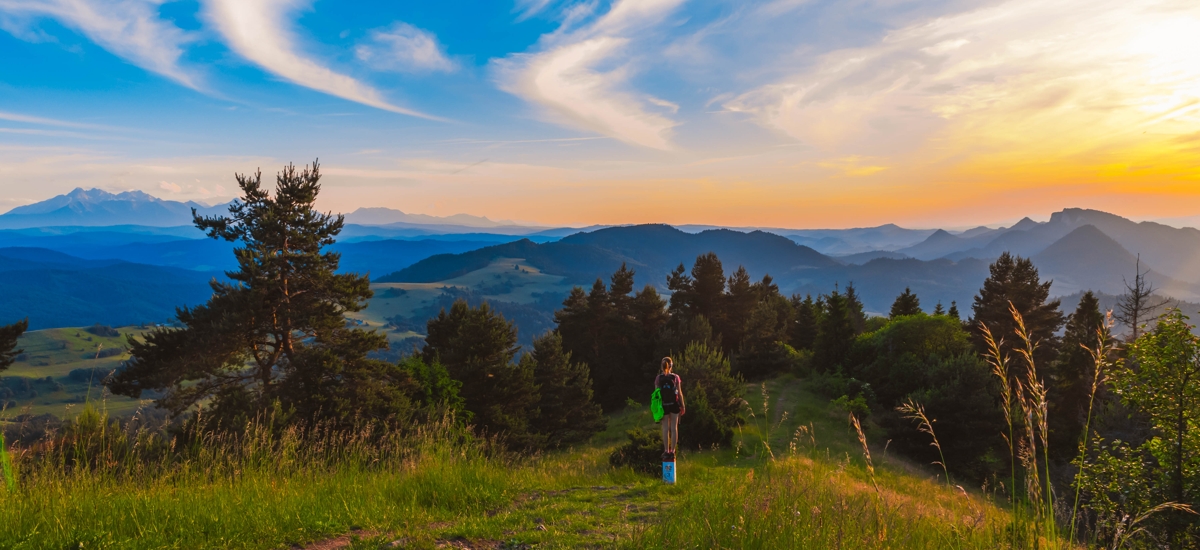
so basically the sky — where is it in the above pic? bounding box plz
[0,0,1198,229]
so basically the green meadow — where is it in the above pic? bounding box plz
[2,326,148,419]
[0,375,1020,549]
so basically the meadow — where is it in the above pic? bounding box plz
[0,375,1023,549]
[2,326,147,418]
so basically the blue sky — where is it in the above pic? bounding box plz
[1,0,1199,228]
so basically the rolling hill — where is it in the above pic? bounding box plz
[0,248,217,329]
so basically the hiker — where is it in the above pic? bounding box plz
[656,357,685,459]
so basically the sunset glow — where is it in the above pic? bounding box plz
[1,0,1198,227]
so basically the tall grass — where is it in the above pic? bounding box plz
[0,406,523,548]
[1068,314,1114,544]
[633,454,1008,549]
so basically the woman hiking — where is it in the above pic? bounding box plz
[656,357,685,460]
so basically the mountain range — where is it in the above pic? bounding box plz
[2,187,1199,330]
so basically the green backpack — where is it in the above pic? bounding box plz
[651,388,664,422]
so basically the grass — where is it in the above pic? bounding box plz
[348,258,574,330]
[2,326,148,419]
[0,375,1025,549]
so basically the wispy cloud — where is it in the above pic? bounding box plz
[204,0,440,119]
[725,0,1200,161]
[0,0,198,87]
[494,0,687,151]
[356,22,456,73]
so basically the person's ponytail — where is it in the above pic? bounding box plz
[661,357,673,373]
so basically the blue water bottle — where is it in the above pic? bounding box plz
[663,453,676,484]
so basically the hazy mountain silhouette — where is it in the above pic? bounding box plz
[0,188,229,229]
[345,207,521,228]
[379,225,837,287]
[1031,225,1198,299]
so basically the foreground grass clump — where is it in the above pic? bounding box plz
[2,378,1024,549]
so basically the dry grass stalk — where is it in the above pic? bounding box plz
[980,323,1017,505]
[1069,311,1115,545]
[896,398,950,487]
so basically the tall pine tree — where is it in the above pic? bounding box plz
[423,300,540,448]
[524,332,606,448]
[109,162,394,426]
[789,294,819,351]
[814,289,856,372]
[1049,291,1107,459]
[970,252,1064,375]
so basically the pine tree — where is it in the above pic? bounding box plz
[933,302,945,316]
[0,318,27,371]
[970,252,1064,375]
[814,289,856,372]
[722,266,755,354]
[1048,291,1106,459]
[109,161,387,425]
[556,264,666,411]
[844,282,868,334]
[889,287,922,318]
[675,341,744,449]
[423,300,539,447]
[789,294,819,351]
[690,253,727,325]
[525,332,606,448]
[948,301,960,320]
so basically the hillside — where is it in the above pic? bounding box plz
[0,248,216,329]
[1,374,1017,547]
[1,326,146,417]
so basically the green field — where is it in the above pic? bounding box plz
[2,326,149,419]
[0,375,1030,549]
[350,257,573,335]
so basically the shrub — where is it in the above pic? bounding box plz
[609,428,663,474]
[85,325,120,338]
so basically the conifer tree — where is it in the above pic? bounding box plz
[948,301,960,320]
[1049,291,1106,458]
[689,253,727,325]
[556,264,666,410]
[423,300,540,447]
[789,294,819,350]
[524,332,606,448]
[109,161,390,425]
[1115,255,1169,341]
[844,282,868,334]
[933,302,945,316]
[0,318,27,371]
[889,287,922,318]
[814,289,856,372]
[722,266,755,354]
[970,252,1064,373]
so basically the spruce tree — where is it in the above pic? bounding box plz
[423,300,540,447]
[722,266,755,354]
[556,264,666,411]
[109,161,388,425]
[524,332,606,448]
[889,287,922,318]
[933,302,945,316]
[789,294,819,350]
[844,282,868,334]
[970,252,1064,374]
[0,318,27,371]
[814,289,856,372]
[690,253,727,325]
[948,301,960,320]
[1049,291,1106,459]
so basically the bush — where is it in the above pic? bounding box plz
[68,368,117,384]
[673,341,745,449]
[609,428,664,474]
[678,385,732,449]
[86,324,120,338]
